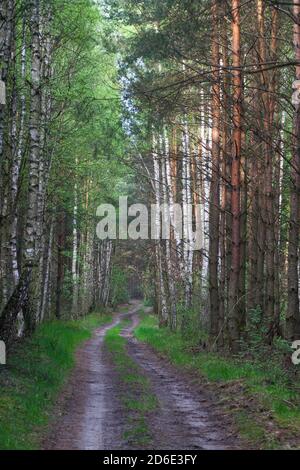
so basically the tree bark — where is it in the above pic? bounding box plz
[287,2,300,340]
[209,0,221,341]
[228,0,242,351]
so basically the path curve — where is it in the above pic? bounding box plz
[44,301,239,450]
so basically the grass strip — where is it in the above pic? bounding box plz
[105,321,158,447]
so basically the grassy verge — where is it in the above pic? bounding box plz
[135,313,300,449]
[105,321,158,447]
[0,312,112,450]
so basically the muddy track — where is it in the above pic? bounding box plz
[44,302,239,450]
[124,313,239,450]
[43,303,139,450]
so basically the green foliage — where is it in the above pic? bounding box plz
[178,304,209,348]
[49,0,129,231]
[0,312,112,449]
[239,307,269,358]
[143,298,154,307]
[142,268,155,307]
[110,267,130,306]
[239,308,293,381]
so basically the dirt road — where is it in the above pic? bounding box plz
[44,301,239,450]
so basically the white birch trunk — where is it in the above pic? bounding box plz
[72,180,79,316]
[165,127,184,282]
[182,119,194,307]
[10,15,27,287]
[162,128,177,328]
[153,133,168,322]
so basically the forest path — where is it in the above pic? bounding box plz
[44,301,239,450]
[43,303,137,450]
[123,311,239,450]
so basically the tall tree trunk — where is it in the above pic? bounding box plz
[55,211,65,319]
[10,14,27,288]
[163,127,177,329]
[0,0,14,308]
[23,0,41,333]
[228,0,242,351]
[72,177,79,316]
[286,3,300,340]
[258,0,275,335]
[181,118,193,310]
[268,6,280,336]
[219,3,231,344]
[153,133,168,324]
[40,213,54,322]
[209,0,220,341]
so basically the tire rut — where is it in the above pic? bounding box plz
[124,312,240,450]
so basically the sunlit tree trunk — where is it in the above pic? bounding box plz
[181,119,193,309]
[228,0,242,351]
[153,133,168,324]
[72,176,79,316]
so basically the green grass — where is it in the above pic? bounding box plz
[143,298,154,308]
[135,314,300,449]
[0,312,112,450]
[104,321,158,446]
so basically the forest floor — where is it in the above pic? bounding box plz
[43,300,240,450]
